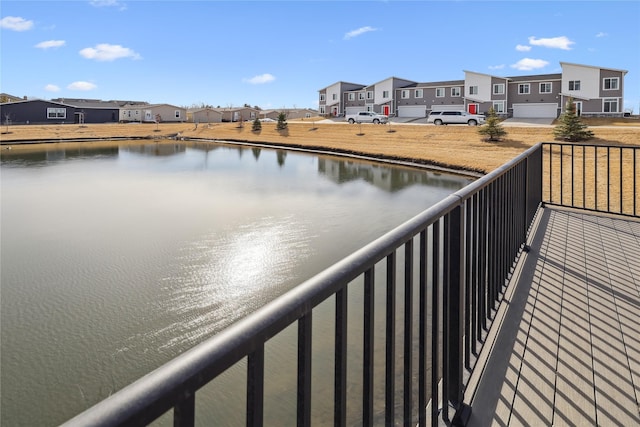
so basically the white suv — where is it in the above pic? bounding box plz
[427,110,486,126]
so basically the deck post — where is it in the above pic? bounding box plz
[446,205,472,425]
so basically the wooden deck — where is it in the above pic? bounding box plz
[466,206,640,426]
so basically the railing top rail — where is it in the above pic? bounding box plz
[453,143,542,202]
[543,142,639,149]
[62,143,545,427]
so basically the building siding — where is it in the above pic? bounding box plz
[1,100,76,125]
[322,62,626,119]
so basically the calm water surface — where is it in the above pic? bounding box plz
[0,142,472,426]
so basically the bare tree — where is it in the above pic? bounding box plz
[4,113,11,133]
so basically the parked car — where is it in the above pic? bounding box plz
[427,111,486,126]
[345,111,389,124]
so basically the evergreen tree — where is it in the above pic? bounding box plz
[553,97,594,141]
[252,117,262,132]
[478,107,507,142]
[276,112,288,130]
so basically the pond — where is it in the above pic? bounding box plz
[0,141,473,425]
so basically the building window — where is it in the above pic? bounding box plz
[451,87,461,97]
[518,84,530,94]
[47,107,66,119]
[332,94,337,101]
[382,90,389,98]
[305,113,311,118]
[603,77,619,90]
[175,110,181,118]
[493,101,505,113]
[415,89,423,98]
[469,86,478,95]
[401,90,409,99]
[539,82,552,94]
[603,98,618,113]
[348,93,355,101]
[436,88,445,97]
[366,105,373,112]
[319,94,325,101]
[569,80,580,91]
[319,106,326,114]
[493,84,505,95]
[366,91,373,99]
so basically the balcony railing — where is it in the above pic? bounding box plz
[544,142,638,216]
[61,142,636,426]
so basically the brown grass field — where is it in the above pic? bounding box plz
[1,118,638,174]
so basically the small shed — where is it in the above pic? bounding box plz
[261,108,318,120]
[188,108,223,124]
[213,107,260,122]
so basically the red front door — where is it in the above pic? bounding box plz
[383,105,390,115]
[468,104,478,114]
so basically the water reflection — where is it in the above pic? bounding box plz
[0,145,119,166]
[149,215,315,351]
[318,157,465,192]
[120,143,186,157]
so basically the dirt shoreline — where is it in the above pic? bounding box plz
[2,121,638,174]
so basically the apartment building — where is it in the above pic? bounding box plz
[318,62,627,119]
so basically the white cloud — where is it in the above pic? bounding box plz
[488,64,505,70]
[595,32,608,38]
[528,36,574,50]
[510,58,550,71]
[44,84,60,92]
[35,40,66,49]
[90,0,127,10]
[67,81,97,91]
[344,26,378,40]
[0,16,34,31]
[243,73,276,84]
[79,43,141,61]
[516,44,531,52]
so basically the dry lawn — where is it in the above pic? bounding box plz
[2,120,638,174]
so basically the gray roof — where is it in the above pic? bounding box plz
[415,80,465,87]
[52,98,147,108]
[507,73,562,82]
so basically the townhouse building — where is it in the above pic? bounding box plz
[318,81,366,117]
[318,62,628,119]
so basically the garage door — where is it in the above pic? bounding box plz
[512,103,558,118]
[398,106,427,118]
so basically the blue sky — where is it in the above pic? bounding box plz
[2,1,639,112]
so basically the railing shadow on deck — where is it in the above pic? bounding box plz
[61,142,638,426]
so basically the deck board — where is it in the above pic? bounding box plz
[467,207,640,426]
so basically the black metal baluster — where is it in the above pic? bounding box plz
[174,393,195,427]
[297,314,312,427]
[403,239,413,426]
[363,268,374,426]
[334,288,347,427]
[431,221,440,427]
[385,252,396,426]
[247,347,265,427]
